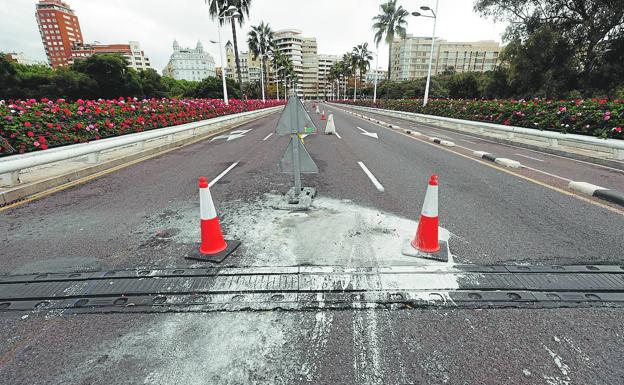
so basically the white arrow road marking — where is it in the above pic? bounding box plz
[358,161,385,192]
[263,133,274,141]
[210,129,253,142]
[300,134,309,139]
[209,161,239,188]
[357,126,379,139]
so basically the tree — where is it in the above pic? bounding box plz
[475,0,624,90]
[187,76,242,99]
[372,0,409,100]
[138,68,168,99]
[207,0,252,90]
[328,62,342,100]
[352,43,374,99]
[247,21,274,98]
[502,24,578,98]
[71,54,142,99]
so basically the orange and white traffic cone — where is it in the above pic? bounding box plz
[412,174,439,253]
[187,176,240,262]
[321,111,326,120]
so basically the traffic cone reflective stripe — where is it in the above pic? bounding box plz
[411,174,440,253]
[198,176,228,255]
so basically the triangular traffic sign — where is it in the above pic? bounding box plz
[275,96,317,135]
[278,136,319,174]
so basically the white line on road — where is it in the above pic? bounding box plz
[209,161,239,188]
[515,153,545,162]
[335,132,342,139]
[357,161,385,192]
[459,139,478,144]
[262,133,274,141]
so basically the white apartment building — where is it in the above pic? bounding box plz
[162,40,216,81]
[390,35,501,81]
[273,29,304,96]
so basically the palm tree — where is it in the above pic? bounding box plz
[328,62,342,100]
[352,43,374,100]
[207,0,252,89]
[341,53,353,100]
[372,0,409,99]
[272,49,292,99]
[247,21,274,99]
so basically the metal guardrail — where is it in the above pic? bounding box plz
[0,106,282,187]
[334,103,624,160]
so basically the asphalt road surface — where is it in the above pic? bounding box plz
[1,103,623,385]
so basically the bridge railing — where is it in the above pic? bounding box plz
[333,103,624,161]
[0,106,283,187]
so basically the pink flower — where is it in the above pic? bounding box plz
[33,141,40,147]
[614,127,622,133]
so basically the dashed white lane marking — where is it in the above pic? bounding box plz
[459,139,478,144]
[262,133,274,141]
[335,132,342,139]
[357,161,385,192]
[515,153,545,162]
[209,161,239,188]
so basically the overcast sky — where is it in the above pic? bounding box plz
[1,0,507,71]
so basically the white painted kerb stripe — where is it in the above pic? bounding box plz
[200,187,217,220]
[209,161,239,188]
[357,162,385,192]
[421,185,438,217]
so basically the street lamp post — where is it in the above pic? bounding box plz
[412,0,439,107]
[260,47,266,102]
[372,49,379,104]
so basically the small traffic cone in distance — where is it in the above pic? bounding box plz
[187,176,240,263]
[316,105,320,114]
[412,174,440,253]
[321,111,326,120]
[325,114,336,135]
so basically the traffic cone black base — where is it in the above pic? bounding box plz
[187,240,241,263]
[401,239,449,262]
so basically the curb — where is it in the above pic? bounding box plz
[568,181,624,207]
[0,109,278,207]
[431,138,455,147]
[473,151,522,168]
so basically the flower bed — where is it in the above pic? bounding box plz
[337,99,624,140]
[0,97,285,155]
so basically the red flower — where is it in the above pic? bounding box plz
[41,143,49,150]
[24,122,32,127]
[27,131,35,137]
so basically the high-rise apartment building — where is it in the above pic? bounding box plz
[35,0,151,70]
[273,29,304,96]
[301,37,319,98]
[35,0,83,68]
[162,40,215,81]
[390,35,501,81]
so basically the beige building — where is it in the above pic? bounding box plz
[390,35,501,81]
[301,37,319,98]
[225,41,262,83]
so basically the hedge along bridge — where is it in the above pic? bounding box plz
[1,264,624,314]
